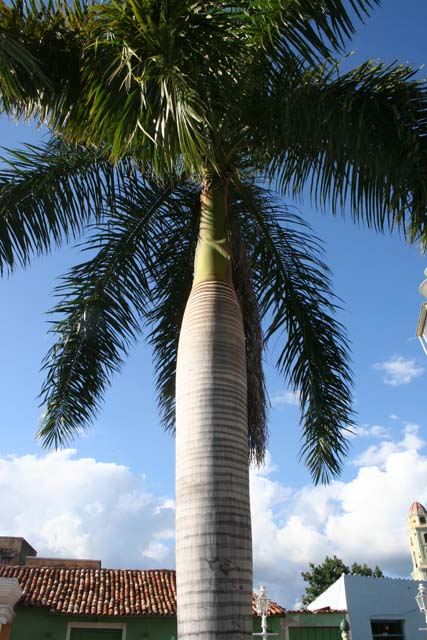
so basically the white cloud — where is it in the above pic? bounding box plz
[373,356,424,386]
[2,429,427,611]
[348,424,389,439]
[270,390,299,408]
[0,449,175,568]
[249,424,427,607]
[352,423,426,467]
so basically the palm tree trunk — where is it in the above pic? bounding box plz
[175,176,253,639]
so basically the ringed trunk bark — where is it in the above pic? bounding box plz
[175,176,253,639]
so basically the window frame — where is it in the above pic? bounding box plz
[370,619,405,639]
[65,621,126,640]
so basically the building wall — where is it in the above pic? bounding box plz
[309,574,425,640]
[10,607,285,640]
[342,575,424,640]
[285,612,343,640]
[408,506,427,581]
[0,538,36,566]
[10,609,177,640]
[288,629,340,640]
[25,557,101,569]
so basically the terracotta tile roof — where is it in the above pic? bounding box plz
[287,608,347,614]
[262,599,286,616]
[0,566,286,617]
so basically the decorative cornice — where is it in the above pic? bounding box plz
[0,578,22,607]
[0,604,15,625]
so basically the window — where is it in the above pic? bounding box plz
[0,549,15,565]
[420,517,426,524]
[289,628,341,639]
[371,620,404,639]
[71,632,122,640]
[66,623,126,640]
[423,533,427,543]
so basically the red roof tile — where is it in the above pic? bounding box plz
[0,566,286,617]
[287,609,347,614]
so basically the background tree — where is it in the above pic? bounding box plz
[301,556,384,605]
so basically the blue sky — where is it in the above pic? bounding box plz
[1,0,427,608]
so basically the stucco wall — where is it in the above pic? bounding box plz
[285,611,342,640]
[0,538,36,566]
[309,574,425,640]
[342,575,424,640]
[10,609,177,640]
[10,607,285,640]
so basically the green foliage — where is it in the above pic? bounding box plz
[2,139,350,471]
[301,555,384,605]
[0,140,117,274]
[1,0,427,482]
[350,561,384,578]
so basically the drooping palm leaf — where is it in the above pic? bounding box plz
[37,174,180,448]
[235,180,353,483]
[256,59,427,248]
[0,0,84,124]
[146,182,200,433]
[0,30,51,109]
[229,205,267,465]
[0,139,124,273]
[247,0,379,69]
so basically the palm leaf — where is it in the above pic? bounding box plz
[0,30,51,108]
[256,59,427,248]
[39,0,249,170]
[229,200,267,465]
[0,139,137,274]
[0,0,84,123]
[235,179,353,483]
[146,182,200,432]
[247,0,379,68]
[38,175,178,448]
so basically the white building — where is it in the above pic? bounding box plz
[307,574,424,640]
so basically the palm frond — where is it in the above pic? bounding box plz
[0,0,84,123]
[229,201,267,465]
[146,182,200,432]
[0,138,145,274]
[43,0,250,171]
[258,60,427,248]
[246,0,379,68]
[236,180,353,484]
[0,30,51,108]
[38,176,176,448]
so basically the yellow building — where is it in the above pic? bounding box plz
[408,501,427,581]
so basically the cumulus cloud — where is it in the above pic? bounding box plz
[352,423,425,467]
[2,427,426,610]
[0,449,175,568]
[250,423,427,607]
[348,424,389,439]
[270,390,299,408]
[373,356,424,386]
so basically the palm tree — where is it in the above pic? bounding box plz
[1,2,427,638]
